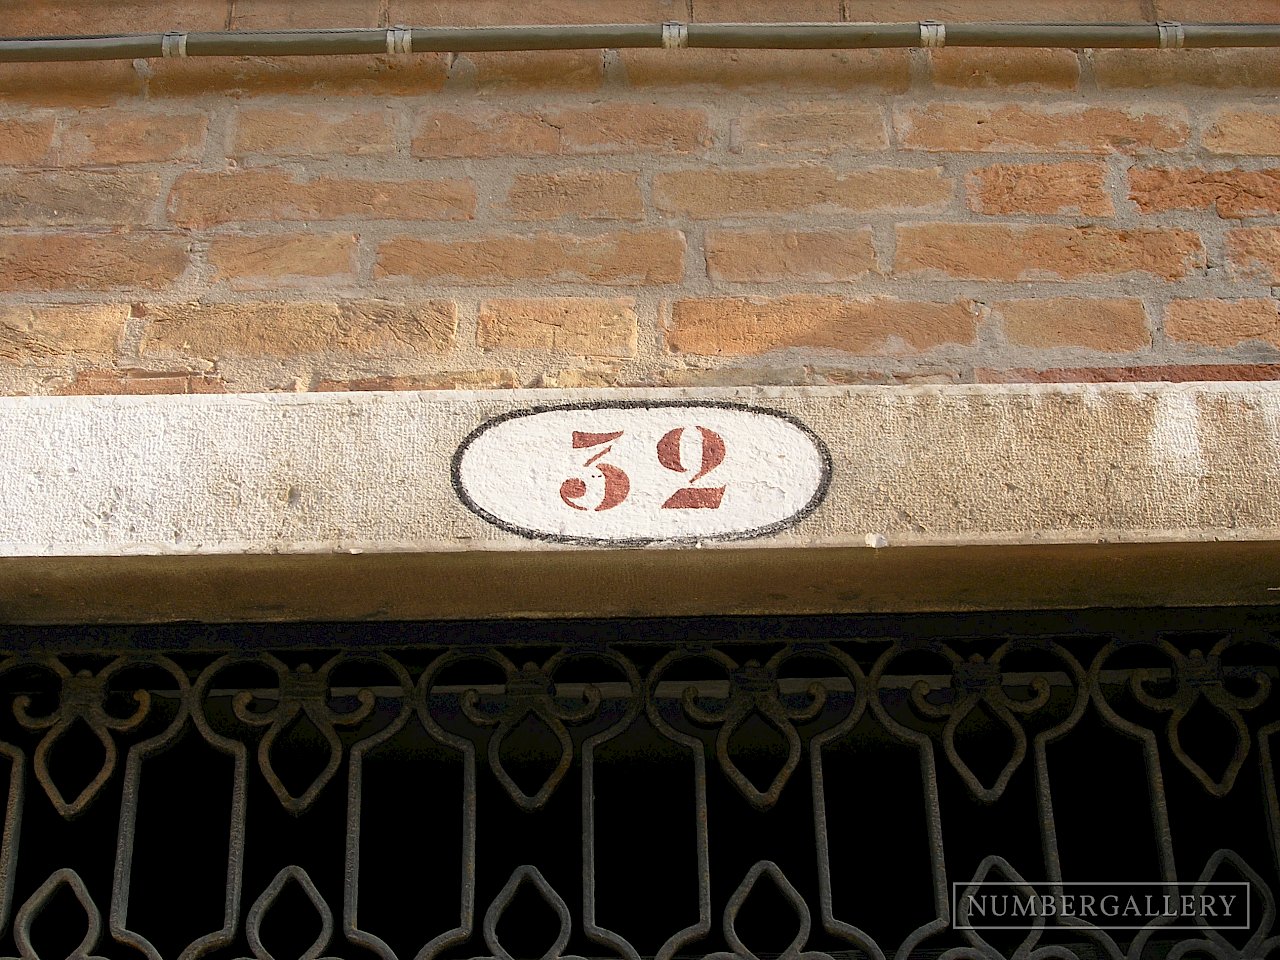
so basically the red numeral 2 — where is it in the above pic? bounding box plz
[658,427,725,509]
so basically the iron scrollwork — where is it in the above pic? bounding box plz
[0,623,1272,959]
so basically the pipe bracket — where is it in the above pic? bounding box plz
[662,21,688,50]
[387,25,412,55]
[161,31,188,57]
[1158,20,1185,49]
[919,20,946,49]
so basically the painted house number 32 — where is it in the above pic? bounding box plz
[559,427,726,512]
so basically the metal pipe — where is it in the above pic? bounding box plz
[2,21,1280,63]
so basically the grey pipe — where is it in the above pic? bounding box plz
[3,21,1280,63]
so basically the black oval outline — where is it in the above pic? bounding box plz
[450,400,833,547]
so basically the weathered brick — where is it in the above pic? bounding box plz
[456,51,603,91]
[1203,109,1280,156]
[146,56,449,99]
[898,104,1189,154]
[4,0,224,35]
[229,0,380,28]
[735,104,887,154]
[0,62,143,108]
[1093,50,1280,90]
[845,0,1144,17]
[978,364,1280,383]
[967,163,1113,216]
[1155,1,1280,21]
[208,234,358,286]
[315,370,520,391]
[505,171,644,221]
[538,368,621,387]
[1129,168,1280,218]
[392,0,679,24]
[0,118,54,166]
[57,112,207,165]
[666,297,979,355]
[138,300,457,360]
[620,49,910,93]
[234,108,394,157]
[56,369,227,395]
[478,298,637,357]
[706,229,878,283]
[376,231,685,285]
[693,0,839,17]
[659,366,962,387]
[0,172,162,226]
[930,49,1080,90]
[1165,299,1280,348]
[0,305,127,366]
[413,103,711,158]
[1227,228,1280,281]
[993,298,1150,352]
[169,171,475,227]
[0,235,188,291]
[896,225,1204,281]
[654,167,950,218]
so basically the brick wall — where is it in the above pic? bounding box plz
[1,0,1278,394]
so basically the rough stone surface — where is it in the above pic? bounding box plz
[477,298,638,357]
[0,385,1275,560]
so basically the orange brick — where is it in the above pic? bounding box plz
[620,49,910,93]
[898,104,1189,154]
[0,235,188,291]
[896,225,1204,281]
[979,364,1280,383]
[930,49,1080,91]
[706,229,877,283]
[1203,109,1280,156]
[735,104,887,154]
[478,298,638,357]
[376,231,685,285]
[138,300,457,360]
[392,0,679,23]
[1165,299,1280,349]
[845,0,1144,17]
[234,108,394,157]
[1227,228,1280,281]
[57,112,208,165]
[413,103,711,158]
[1155,0,1280,21]
[208,234,358,286]
[147,56,449,99]
[458,51,604,91]
[0,62,144,108]
[967,163,1113,216]
[229,0,380,28]
[0,171,162,226]
[57,369,227,395]
[654,167,950,218]
[169,171,474,227]
[505,171,644,221]
[693,0,840,18]
[316,370,519,391]
[1129,168,1280,218]
[0,304,128,367]
[0,118,54,165]
[993,298,1150,352]
[1093,50,1280,90]
[666,297,979,355]
[3,0,225,35]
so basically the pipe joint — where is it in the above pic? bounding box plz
[386,25,412,55]
[662,21,688,50]
[161,31,187,57]
[919,20,945,48]
[1158,20,1186,49]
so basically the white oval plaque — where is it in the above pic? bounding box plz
[452,402,831,545]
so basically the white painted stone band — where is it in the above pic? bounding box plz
[0,384,1278,559]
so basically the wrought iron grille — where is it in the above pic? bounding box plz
[0,610,1276,960]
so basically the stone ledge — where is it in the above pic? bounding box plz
[0,384,1276,621]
